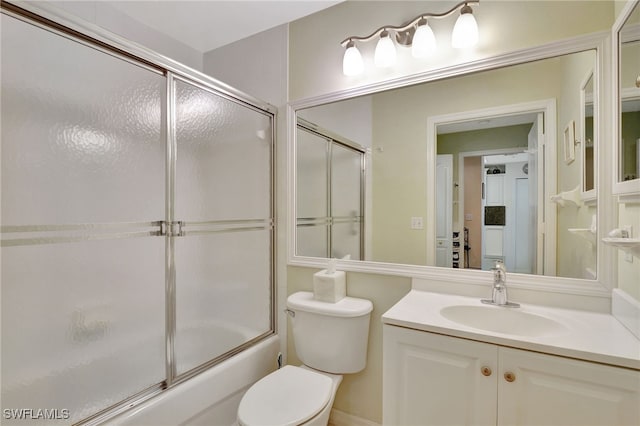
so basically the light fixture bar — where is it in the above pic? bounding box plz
[339,0,479,47]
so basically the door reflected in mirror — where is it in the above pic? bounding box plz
[295,50,598,280]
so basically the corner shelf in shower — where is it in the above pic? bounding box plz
[568,228,597,246]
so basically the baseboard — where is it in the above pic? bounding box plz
[329,409,380,426]
[612,288,640,339]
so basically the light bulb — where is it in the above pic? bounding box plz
[342,41,363,76]
[374,31,396,68]
[412,21,437,58]
[452,5,479,49]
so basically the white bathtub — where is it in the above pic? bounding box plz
[109,335,280,426]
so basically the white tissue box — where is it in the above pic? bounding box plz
[313,269,346,303]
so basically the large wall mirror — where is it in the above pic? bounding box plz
[616,0,640,194]
[294,47,602,281]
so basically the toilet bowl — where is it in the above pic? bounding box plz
[237,365,342,426]
[237,291,372,426]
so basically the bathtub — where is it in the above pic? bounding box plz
[2,324,279,426]
[110,335,280,426]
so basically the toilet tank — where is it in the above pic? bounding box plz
[286,291,373,374]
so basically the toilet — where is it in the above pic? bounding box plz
[237,291,373,426]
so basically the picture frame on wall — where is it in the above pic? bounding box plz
[564,120,576,164]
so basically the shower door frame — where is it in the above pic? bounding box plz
[0,2,277,424]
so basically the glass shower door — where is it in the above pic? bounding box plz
[331,143,363,260]
[296,128,330,258]
[1,13,165,424]
[172,78,274,376]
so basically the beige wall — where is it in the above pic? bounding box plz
[289,1,613,101]
[287,1,618,423]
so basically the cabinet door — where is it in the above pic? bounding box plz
[383,325,498,426]
[485,174,505,205]
[498,347,640,426]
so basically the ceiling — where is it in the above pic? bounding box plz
[437,112,538,135]
[107,1,342,53]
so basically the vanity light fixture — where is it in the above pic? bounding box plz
[343,40,364,76]
[341,0,480,76]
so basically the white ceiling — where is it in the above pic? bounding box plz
[108,1,342,53]
[437,113,538,135]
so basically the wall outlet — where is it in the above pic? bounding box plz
[411,217,424,230]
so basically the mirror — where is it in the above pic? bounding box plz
[296,49,598,280]
[618,2,640,186]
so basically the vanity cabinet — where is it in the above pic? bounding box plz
[383,325,640,426]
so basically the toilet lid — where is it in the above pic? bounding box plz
[238,365,333,426]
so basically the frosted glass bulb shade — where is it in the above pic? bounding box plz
[452,11,479,48]
[343,44,364,76]
[374,34,396,68]
[412,23,437,58]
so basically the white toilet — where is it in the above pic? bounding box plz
[237,291,373,426]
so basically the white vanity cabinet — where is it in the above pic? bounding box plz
[383,324,640,426]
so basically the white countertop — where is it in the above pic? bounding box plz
[382,290,640,370]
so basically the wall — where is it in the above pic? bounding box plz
[297,96,373,149]
[203,25,288,107]
[289,0,613,100]
[288,1,615,424]
[42,1,203,71]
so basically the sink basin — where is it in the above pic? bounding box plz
[440,305,565,337]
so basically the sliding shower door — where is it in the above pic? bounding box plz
[172,78,273,376]
[296,128,330,257]
[1,8,274,425]
[331,144,363,259]
[1,13,166,424]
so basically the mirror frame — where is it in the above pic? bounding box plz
[287,32,615,300]
[613,0,640,198]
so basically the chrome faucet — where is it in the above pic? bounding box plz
[481,260,519,308]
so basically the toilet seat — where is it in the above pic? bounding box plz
[237,365,333,426]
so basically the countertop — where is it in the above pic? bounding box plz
[382,290,640,370]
